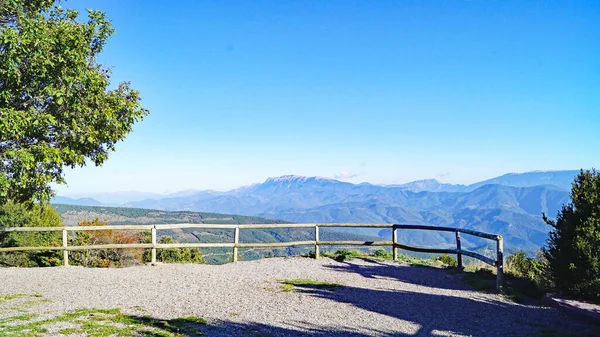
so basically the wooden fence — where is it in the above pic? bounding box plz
[0,223,504,291]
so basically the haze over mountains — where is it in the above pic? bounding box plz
[55,170,581,254]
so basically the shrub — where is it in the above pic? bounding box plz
[0,202,63,267]
[543,169,600,302]
[333,249,360,262]
[437,254,457,267]
[303,250,316,258]
[69,218,145,268]
[506,250,545,280]
[373,249,392,259]
[144,236,204,264]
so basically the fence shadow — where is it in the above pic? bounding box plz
[287,284,598,336]
[126,314,405,336]
[324,259,473,291]
[126,282,598,337]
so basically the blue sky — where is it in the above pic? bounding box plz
[56,0,599,194]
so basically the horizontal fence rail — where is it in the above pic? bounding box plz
[0,223,504,291]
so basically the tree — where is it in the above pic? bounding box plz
[0,201,63,267]
[0,0,148,204]
[543,169,600,302]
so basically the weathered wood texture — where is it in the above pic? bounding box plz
[314,225,320,259]
[0,223,504,291]
[233,227,240,262]
[496,236,504,292]
[455,231,462,270]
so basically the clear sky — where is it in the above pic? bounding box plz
[55,0,599,195]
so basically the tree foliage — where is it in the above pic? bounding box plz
[0,201,63,266]
[0,0,148,203]
[543,169,600,301]
[144,235,204,264]
[69,218,145,268]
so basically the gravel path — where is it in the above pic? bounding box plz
[0,257,597,336]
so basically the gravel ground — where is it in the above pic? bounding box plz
[0,257,597,336]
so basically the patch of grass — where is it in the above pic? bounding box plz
[170,316,207,325]
[132,305,148,314]
[0,293,50,314]
[408,260,435,268]
[279,284,295,292]
[0,307,207,337]
[393,254,440,268]
[0,293,29,304]
[0,313,39,325]
[9,298,52,310]
[279,278,344,292]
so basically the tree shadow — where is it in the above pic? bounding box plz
[121,259,597,336]
[126,314,403,336]
[286,284,599,336]
[124,285,599,337]
[325,259,473,291]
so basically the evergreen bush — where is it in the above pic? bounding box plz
[543,169,600,302]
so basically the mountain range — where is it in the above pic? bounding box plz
[55,170,581,254]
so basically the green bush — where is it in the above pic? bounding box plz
[373,249,392,259]
[543,169,600,302]
[146,236,204,264]
[0,202,63,267]
[507,250,545,280]
[333,249,361,262]
[437,254,457,267]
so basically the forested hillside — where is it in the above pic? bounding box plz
[53,204,384,264]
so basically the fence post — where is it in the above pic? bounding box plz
[455,230,462,270]
[392,225,398,261]
[151,226,157,265]
[233,226,240,262]
[496,236,504,292]
[62,228,69,266]
[314,225,320,259]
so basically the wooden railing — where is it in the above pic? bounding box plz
[0,223,504,291]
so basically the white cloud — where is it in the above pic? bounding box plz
[334,170,364,180]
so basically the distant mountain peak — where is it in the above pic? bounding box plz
[385,179,466,193]
[264,175,335,184]
[410,179,441,184]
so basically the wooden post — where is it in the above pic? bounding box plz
[62,228,69,266]
[455,230,462,270]
[151,226,157,265]
[392,226,398,261]
[496,236,504,292]
[233,226,239,262]
[314,225,320,259]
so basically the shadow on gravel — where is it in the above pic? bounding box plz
[125,314,403,336]
[296,262,600,336]
[325,260,473,291]
[200,321,403,336]
[118,261,598,337]
[124,295,598,337]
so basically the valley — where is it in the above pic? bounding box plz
[55,170,580,255]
